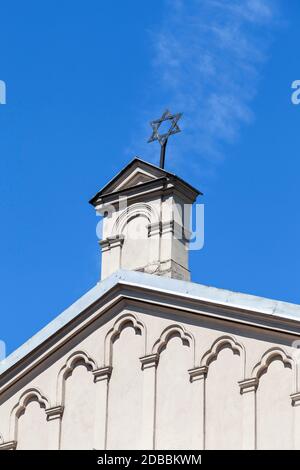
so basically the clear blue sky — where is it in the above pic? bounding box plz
[0,0,299,355]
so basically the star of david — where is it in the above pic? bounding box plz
[148,109,182,146]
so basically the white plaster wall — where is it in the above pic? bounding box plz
[257,361,293,450]
[121,216,149,270]
[205,348,243,449]
[0,303,299,450]
[17,400,48,450]
[155,336,195,450]
[106,325,143,449]
[60,363,95,450]
[99,184,192,280]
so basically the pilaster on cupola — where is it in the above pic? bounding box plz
[89,158,201,281]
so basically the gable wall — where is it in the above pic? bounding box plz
[0,301,299,450]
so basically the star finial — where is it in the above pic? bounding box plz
[148,109,182,168]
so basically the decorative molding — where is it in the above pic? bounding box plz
[147,220,192,243]
[104,313,147,366]
[200,335,246,380]
[108,236,125,249]
[188,366,208,383]
[291,392,300,407]
[112,167,156,192]
[10,388,50,418]
[161,220,176,235]
[99,238,110,251]
[0,440,17,450]
[56,350,97,406]
[45,406,64,421]
[162,220,190,241]
[148,221,162,237]
[112,202,160,237]
[140,354,159,370]
[151,323,195,365]
[3,277,300,397]
[93,366,112,382]
[238,378,258,394]
[60,350,97,374]
[99,235,124,253]
[9,388,50,442]
[251,347,295,386]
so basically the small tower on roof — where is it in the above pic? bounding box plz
[89,110,202,281]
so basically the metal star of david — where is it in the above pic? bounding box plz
[148,109,182,146]
[147,109,183,168]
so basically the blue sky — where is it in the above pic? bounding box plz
[0,0,299,355]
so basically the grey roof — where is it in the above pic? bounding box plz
[89,157,202,205]
[1,269,300,376]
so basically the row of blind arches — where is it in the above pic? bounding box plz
[4,313,298,449]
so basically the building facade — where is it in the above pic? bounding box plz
[0,159,300,450]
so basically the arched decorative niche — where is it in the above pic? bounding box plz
[56,350,97,406]
[152,323,195,366]
[252,347,296,392]
[112,202,160,237]
[118,204,159,271]
[9,388,50,442]
[154,323,196,449]
[253,347,296,450]
[104,313,147,366]
[202,335,245,449]
[106,313,146,449]
[200,335,246,380]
